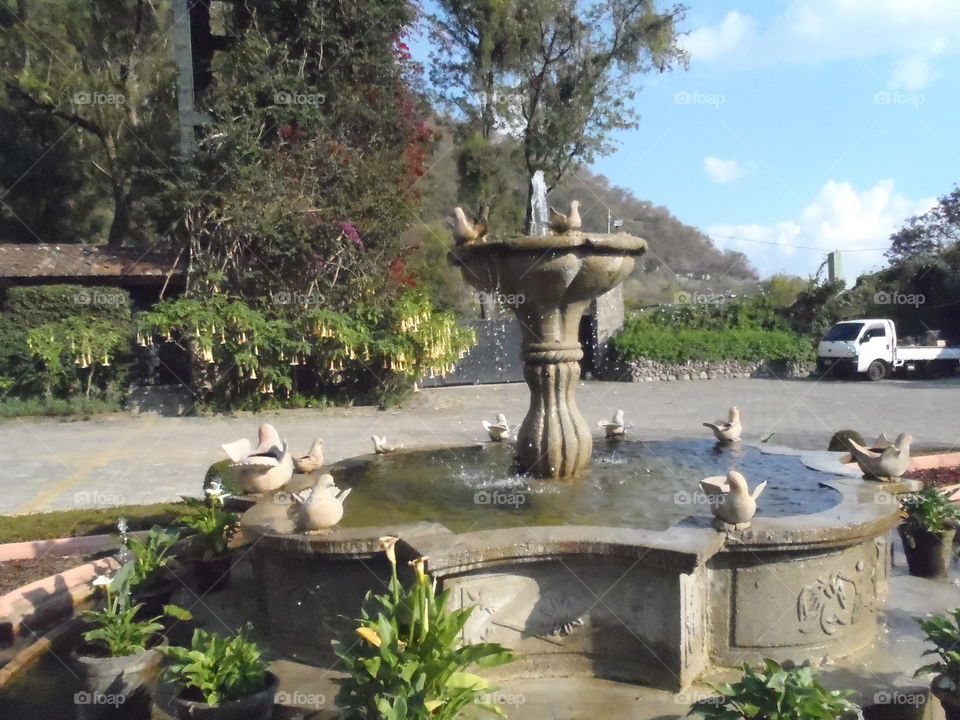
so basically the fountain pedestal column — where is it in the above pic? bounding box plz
[518,341,592,477]
[451,233,646,479]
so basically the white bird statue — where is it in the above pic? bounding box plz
[293,437,324,475]
[548,199,581,235]
[700,470,767,529]
[844,432,913,481]
[482,413,511,441]
[597,409,629,439]
[372,435,404,454]
[703,406,742,443]
[449,206,488,245]
[221,423,294,494]
[292,474,352,532]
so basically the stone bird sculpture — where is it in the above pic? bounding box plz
[844,432,913,481]
[703,406,742,443]
[482,413,511,441]
[292,473,352,532]
[700,470,766,529]
[449,205,488,245]
[293,437,324,475]
[548,200,581,235]
[372,435,404,454]
[221,423,294,494]
[597,409,629,439]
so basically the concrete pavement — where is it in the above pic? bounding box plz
[4,375,960,514]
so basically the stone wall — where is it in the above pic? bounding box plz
[603,357,815,383]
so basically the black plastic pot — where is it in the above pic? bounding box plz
[932,678,960,720]
[899,524,955,579]
[191,554,234,594]
[172,671,278,720]
[132,582,176,620]
[72,644,163,720]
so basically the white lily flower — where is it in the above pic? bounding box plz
[92,574,113,587]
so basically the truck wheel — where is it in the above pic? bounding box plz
[867,360,888,382]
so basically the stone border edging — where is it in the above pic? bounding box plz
[0,530,150,562]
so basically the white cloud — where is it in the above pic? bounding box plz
[703,156,747,184]
[684,1,960,86]
[707,180,937,282]
[681,11,757,62]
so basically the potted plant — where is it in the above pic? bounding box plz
[688,659,860,719]
[899,485,960,578]
[179,481,240,593]
[161,626,278,720]
[916,608,960,719]
[118,520,182,617]
[73,564,191,720]
[333,536,517,719]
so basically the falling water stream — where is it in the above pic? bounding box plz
[528,169,549,237]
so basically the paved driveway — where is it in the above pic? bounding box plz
[4,376,959,514]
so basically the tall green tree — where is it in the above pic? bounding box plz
[174,0,433,309]
[887,187,960,262]
[0,0,178,246]
[430,0,688,231]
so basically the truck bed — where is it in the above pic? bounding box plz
[897,345,960,360]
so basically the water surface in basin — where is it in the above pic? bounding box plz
[334,439,841,533]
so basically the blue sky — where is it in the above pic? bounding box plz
[412,1,960,282]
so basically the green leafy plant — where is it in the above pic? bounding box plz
[178,483,238,560]
[916,608,960,690]
[81,564,191,658]
[161,626,269,706]
[901,486,960,536]
[334,537,517,720]
[122,524,180,594]
[688,659,859,719]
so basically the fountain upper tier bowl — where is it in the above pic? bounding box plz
[449,232,647,478]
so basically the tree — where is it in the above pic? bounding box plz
[0,0,178,246]
[430,0,687,230]
[887,187,960,262]
[173,0,433,309]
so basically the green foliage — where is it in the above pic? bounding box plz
[0,394,123,418]
[431,0,688,220]
[763,275,810,308]
[0,0,178,246]
[139,288,475,410]
[888,187,960,262]
[123,525,180,595]
[689,659,859,720]
[170,0,431,309]
[611,305,814,365]
[916,608,960,686]
[81,563,191,658]
[161,626,269,706]
[178,486,239,560]
[0,285,134,402]
[334,541,517,719]
[900,486,960,536]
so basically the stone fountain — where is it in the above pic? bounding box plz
[449,183,646,478]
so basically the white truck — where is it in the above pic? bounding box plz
[817,319,960,381]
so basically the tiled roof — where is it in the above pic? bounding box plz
[0,244,183,279]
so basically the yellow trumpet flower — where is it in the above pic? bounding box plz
[356,626,382,648]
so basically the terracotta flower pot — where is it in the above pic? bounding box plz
[191,554,234,594]
[72,644,164,720]
[899,524,955,579]
[172,671,278,720]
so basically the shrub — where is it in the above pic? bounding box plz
[334,538,517,719]
[828,430,864,452]
[139,288,475,410]
[689,659,859,719]
[611,323,814,365]
[901,486,960,537]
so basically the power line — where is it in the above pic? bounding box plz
[708,233,889,253]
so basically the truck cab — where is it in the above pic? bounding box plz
[817,319,895,380]
[817,318,960,381]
